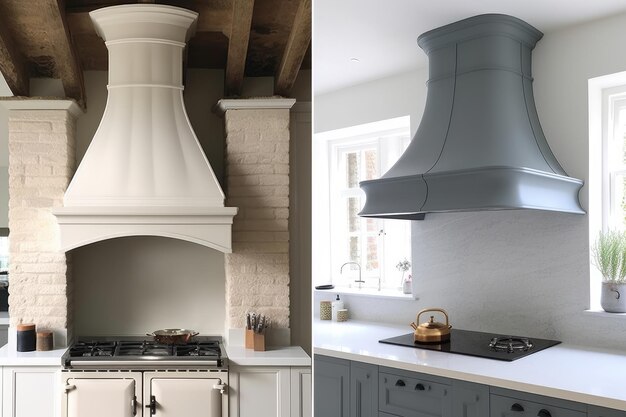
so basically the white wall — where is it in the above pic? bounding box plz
[314,69,427,137]
[72,237,226,336]
[314,12,626,350]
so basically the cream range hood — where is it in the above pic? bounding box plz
[53,5,237,252]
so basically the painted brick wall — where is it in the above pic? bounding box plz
[224,107,291,329]
[7,107,76,346]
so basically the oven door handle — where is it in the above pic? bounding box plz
[145,395,156,415]
[213,383,227,395]
[64,384,76,393]
[131,395,137,416]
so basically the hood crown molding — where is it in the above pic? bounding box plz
[54,4,237,252]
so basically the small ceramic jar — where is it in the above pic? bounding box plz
[320,301,332,320]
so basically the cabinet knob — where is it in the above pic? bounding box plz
[538,409,552,417]
[511,403,525,412]
[395,379,405,387]
[415,383,425,391]
[366,373,370,379]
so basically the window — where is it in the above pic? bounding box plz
[588,72,626,310]
[602,88,626,231]
[313,117,412,293]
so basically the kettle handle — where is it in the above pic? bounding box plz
[416,308,449,326]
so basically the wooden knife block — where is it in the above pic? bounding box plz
[245,329,266,351]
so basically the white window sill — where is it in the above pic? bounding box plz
[314,287,416,300]
[583,309,626,318]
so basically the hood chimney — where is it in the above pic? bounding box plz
[54,5,237,251]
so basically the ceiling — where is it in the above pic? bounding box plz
[313,0,626,95]
[0,0,311,107]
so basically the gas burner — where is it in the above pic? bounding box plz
[176,342,221,357]
[118,341,173,356]
[69,341,117,357]
[489,337,533,353]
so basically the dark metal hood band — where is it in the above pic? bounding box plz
[359,14,585,219]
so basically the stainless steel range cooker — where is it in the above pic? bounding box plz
[61,336,228,417]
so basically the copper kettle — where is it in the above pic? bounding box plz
[410,308,452,344]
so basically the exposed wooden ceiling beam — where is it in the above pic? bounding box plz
[274,0,311,96]
[47,0,86,107]
[224,0,255,97]
[0,15,29,96]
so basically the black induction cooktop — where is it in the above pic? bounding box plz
[379,329,560,362]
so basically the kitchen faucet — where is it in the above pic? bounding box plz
[340,262,366,289]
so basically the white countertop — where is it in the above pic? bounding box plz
[225,345,311,366]
[0,344,65,366]
[314,319,626,411]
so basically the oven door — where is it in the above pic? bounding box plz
[62,372,142,417]
[144,371,227,417]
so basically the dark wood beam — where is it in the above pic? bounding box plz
[274,0,311,96]
[47,0,86,107]
[0,14,29,96]
[224,0,255,97]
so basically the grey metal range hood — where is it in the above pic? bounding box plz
[359,14,585,220]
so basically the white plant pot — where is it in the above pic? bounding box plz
[601,282,626,313]
[402,280,412,294]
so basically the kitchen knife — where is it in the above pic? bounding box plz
[246,313,251,330]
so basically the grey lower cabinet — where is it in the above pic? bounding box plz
[588,406,626,417]
[490,387,587,417]
[315,356,626,417]
[379,367,452,417]
[452,380,490,417]
[314,355,350,417]
[313,355,379,417]
[351,361,378,417]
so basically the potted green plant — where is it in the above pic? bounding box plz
[592,230,626,313]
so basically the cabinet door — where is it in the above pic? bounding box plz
[3,366,60,417]
[314,355,350,417]
[291,367,312,417]
[229,366,291,417]
[589,406,626,417]
[150,378,221,417]
[351,361,378,417]
[66,378,136,417]
[452,380,489,417]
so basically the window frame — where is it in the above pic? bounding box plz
[312,116,412,293]
[602,88,626,231]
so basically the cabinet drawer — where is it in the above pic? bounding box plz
[379,371,451,417]
[588,406,626,417]
[490,394,586,417]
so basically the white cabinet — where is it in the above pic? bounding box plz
[291,368,311,417]
[229,366,311,417]
[2,366,60,417]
